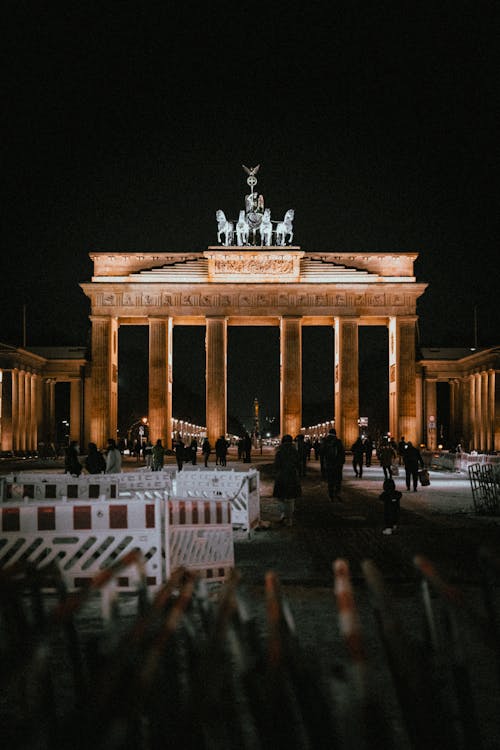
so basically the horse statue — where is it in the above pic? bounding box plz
[216,209,234,246]
[258,208,273,246]
[236,210,250,246]
[276,209,294,245]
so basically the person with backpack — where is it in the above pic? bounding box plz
[273,434,301,526]
[379,477,403,535]
[321,428,346,501]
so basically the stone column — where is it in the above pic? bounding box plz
[70,378,83,445]
[47,379,56,444]
[388,316,417,444]
[205,317,227,444]
[1,371,14,452]
[481,371,489,452]
[470,374,478,451]
[487,370,495,452]
[280,316,302,438]
[148,317,173,448]
[18,369,26,452]
[334,317,359,447]
[449,378,459,445]
[424,376,438,450]
[460,376,471,450]
[11,369,19,451]
[90,316,118,449]
[494,370,500,452]
[30,373,37,450]
[25,371,32,451]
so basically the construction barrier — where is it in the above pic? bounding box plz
[468,462,500,515]
[165,498,234,582]
[1,470,173,502]
[0,494,234,590]
[174,467,260,532]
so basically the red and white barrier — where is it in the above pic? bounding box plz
[0,498,163,590]
[165,498,234,583]
[174,468,260,532]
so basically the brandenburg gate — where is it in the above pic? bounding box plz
[80,169,428,449]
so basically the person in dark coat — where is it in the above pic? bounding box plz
[190,437,198,465]
[85,442,105,474]
[215,435,228,466]
[173,435,185,472]
[403,441,424,491]
[151,439,165,471]
[379,478,403,534]
[243,432,252,463]
[364,435,373,467]
[379,441,396,479]
[351,437,364,478]
[64,440,82,476]
[321,428,346,501]
[202,438,211,467]
[273,434,301,526]
[295,434,307,477]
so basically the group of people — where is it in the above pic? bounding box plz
[64,438,123,476]
[272,429,426,531]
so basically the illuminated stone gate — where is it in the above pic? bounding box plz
[80,249,427,448]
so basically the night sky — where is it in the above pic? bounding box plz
[4,3,499,434]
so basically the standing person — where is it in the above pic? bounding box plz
[351,436,365,478]
[379,478,402,535]
[272,434,301,526]
[151,439,165,471]
[243,432,252,463]
[64,440,82,476]
[85,442,106,474]
[364,435,373,467]
[237,436,244,461]
[202,437,211,467]
[105,438,122,474]
[397,436,407,466]
[215,435,228,466]
[322,428,346,501]
[312,438,320,461]
[173,435,185,472]
[379,440,396,480]
[144,440,153,469]
[190,437,198,465]
[295,434,307,477]
[403,441,424,492]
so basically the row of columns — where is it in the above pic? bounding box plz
[90,314,418,450]
[0,369,85,453]
[424,370,499,452]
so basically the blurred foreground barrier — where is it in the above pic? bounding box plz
[1,549,498,749]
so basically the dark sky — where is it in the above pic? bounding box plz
[3,3,500,432]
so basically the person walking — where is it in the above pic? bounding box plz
[173,435,185,472]
[151,439,165,471]
[351,436,365,478]
[364,435,373,467]
[202,437,211,467]
[85,442,105,474]
[379,478,402,535]
[64,440,82,476]
[272,434,301,526]
[243,432,252,463]
[397,436,407,466]
[321,428,346,501]
[215,435,228,466]
[144,440,153,469]
[190,437,198,465]
[403,441,424,491]
[295,434,307,477]
[379,440,396,480]
[105,438,122,474]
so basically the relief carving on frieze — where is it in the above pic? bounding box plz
[335,294,347,306]
[123,293,134,306]
[102,293,116,306]
[214,257,294,274]
[141,293,159,306]
[162,293,173,306]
